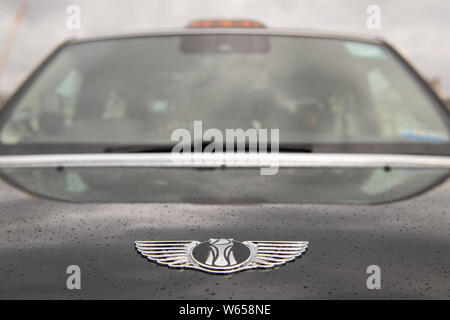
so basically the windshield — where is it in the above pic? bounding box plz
[0,34,449,153]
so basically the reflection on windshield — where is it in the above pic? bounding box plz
[1,167,448,204]
[0,35,448,148]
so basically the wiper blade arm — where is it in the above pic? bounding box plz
[277,143,313,153]
[103,144,175,153]
[104,142,314,153]
[103,141,212,153]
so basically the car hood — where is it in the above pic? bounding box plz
[0,178,449,299]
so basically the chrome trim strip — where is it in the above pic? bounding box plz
[0,153,449,169]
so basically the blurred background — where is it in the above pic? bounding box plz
[0,0,449,108]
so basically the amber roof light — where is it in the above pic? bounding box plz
[187,19,266,29]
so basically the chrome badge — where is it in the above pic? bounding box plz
[135,239,308,274]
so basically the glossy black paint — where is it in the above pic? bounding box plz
[0,178,448,299]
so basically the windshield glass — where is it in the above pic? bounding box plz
[0,34,449,152]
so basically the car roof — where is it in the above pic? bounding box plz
[66,28,386,46]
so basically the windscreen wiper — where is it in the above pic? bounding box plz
[103,144,176,153]
[277,143,313,153]
[104,142,314,153]
[103,141,213,153]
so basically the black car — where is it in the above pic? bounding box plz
[0,20,449,299]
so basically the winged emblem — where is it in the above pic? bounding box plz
[135,238,308,274]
